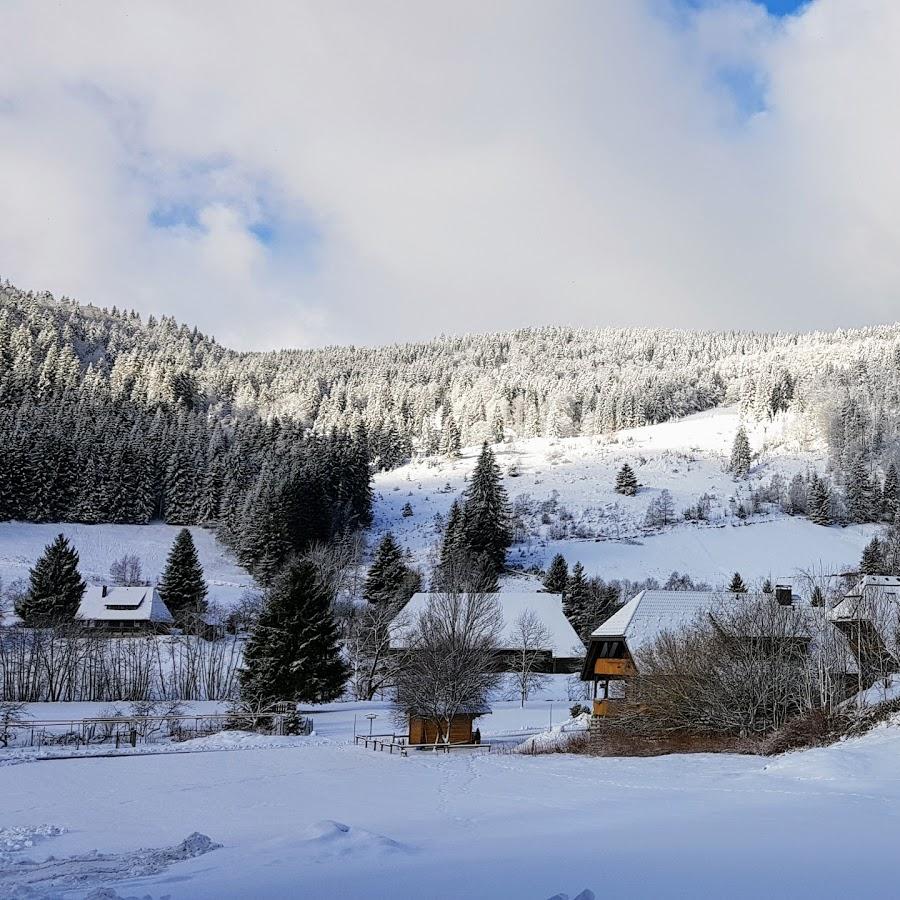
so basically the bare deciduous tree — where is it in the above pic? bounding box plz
[110,554,143,586]
[394,591,503,744]
[506,609,551,706]
[617,595,822,737]
[346,601,407,701]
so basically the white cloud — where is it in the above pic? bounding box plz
[0,0,898,349]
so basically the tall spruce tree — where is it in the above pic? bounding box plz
[807,474,832,526]
[239,557,347,705]
[543,554,569,594]
[883,463,899,522]
[729,427,751,479]
[846,456,877,524]
[459,443,512,584]
[157,528,208,626]
[17,534,86,625]
[614,463,638,496]
[564,562,590,636]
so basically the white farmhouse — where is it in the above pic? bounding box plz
[77,585,174,635]
[391,592,585,673]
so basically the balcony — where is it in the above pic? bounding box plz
[593,658,636,677]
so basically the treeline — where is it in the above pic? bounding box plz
[10,282,900,476]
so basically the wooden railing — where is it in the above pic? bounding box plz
[353,733,491,756]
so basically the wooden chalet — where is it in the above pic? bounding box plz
[828,575,900,678]
[581,588,811,717]
[76,585,174,635]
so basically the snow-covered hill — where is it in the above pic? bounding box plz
[373,405,875,588]
[0,522,254,607]
[0,405,876,603]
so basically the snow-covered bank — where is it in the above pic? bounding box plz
[2,715,900,898]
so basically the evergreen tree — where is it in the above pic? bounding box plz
[860,536,885,575]
[17,534,85,625]
[157,528,208,627]
[845,456,877,523]
[727,571,747,593]
[761,577,773,594]
[564,562,590,636]
[240,557,347,705]
[729,426,751,479]
[459,444,512,583]
[364,533,420,606]
[543,553,569,594]
[807,474,832,526]
[614,463,638,496]
[883,463,899,522]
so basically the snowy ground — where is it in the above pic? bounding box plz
[2,694,900,898]
[0,522,255,608]
[373,406,875,587]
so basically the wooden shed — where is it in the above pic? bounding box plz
[408,709,489,745]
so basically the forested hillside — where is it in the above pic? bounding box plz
[3,281,900,543]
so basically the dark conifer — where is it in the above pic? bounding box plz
[860,537,885,576]
[564,562,590,636]
[543,553,569,594]
[157,528,208,626]
[239,557,347,705]
[459,443,512,582]
[727,571,747,593]
[17,534,85,625]
[614,463,638,496]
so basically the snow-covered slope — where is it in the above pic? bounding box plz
[373,405,875,587]
[3,704,900,898]
[0,522,254,607]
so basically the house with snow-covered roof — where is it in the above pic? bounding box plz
[391,592,585,673]
[581,588,813,716]
[77,585,174,635]
[828,575,900,678]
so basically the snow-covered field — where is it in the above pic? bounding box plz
[374,406,875,586]
[2,693,899,898]
[0,522,255,608]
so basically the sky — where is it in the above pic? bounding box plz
[0,0,897,350]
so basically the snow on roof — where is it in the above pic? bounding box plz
[77,586,174,623]
[392,592,584,657]
[830,575,900,621]
[591,590,811,656]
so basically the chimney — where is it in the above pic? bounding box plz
[101,585,108,598]
[774,585,792,606]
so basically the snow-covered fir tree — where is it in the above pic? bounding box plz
[157,529,208,627]
[543,554,569,594]
[16,534,85,625]
[729,427,751,479]
[239,557,347,705]
[614,463,638,496]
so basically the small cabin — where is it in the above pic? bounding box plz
[76,585,174,635]
[408,709,488,746]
